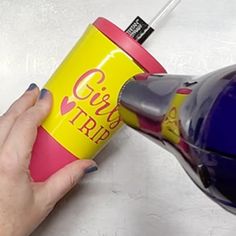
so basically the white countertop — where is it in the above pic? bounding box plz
[1,0,236,235]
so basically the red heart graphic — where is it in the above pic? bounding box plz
[60,96,76,115]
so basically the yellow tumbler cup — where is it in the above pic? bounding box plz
[29,17,166,181]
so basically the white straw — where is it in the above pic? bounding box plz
[149,0,181,29]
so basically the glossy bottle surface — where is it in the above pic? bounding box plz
[118,65,236,214]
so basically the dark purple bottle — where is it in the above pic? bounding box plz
[118,64,236,214]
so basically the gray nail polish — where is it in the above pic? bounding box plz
[26,83,38,91]
[85,166,98,174]
[39,88,49,99]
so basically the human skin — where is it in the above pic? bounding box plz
[0,84,97,236]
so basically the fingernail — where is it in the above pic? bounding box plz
[85,165,98,174]
[26,83,38,91]
[39,88,49,99]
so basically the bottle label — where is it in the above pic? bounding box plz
[161,88,192,144]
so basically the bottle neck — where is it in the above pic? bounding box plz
[118,73,195,133]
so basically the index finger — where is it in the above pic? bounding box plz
[2,89,52,168]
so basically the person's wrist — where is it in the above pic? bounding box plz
[0,220,27,236]
[0,225,14,236]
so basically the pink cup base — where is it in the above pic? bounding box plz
[29,127,78,182]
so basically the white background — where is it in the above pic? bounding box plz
[1,0,236,235]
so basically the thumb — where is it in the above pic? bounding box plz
[40,160,97,206]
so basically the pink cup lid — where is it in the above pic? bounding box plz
[93,17,166,73]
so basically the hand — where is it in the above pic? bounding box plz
[0,84,97,236]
